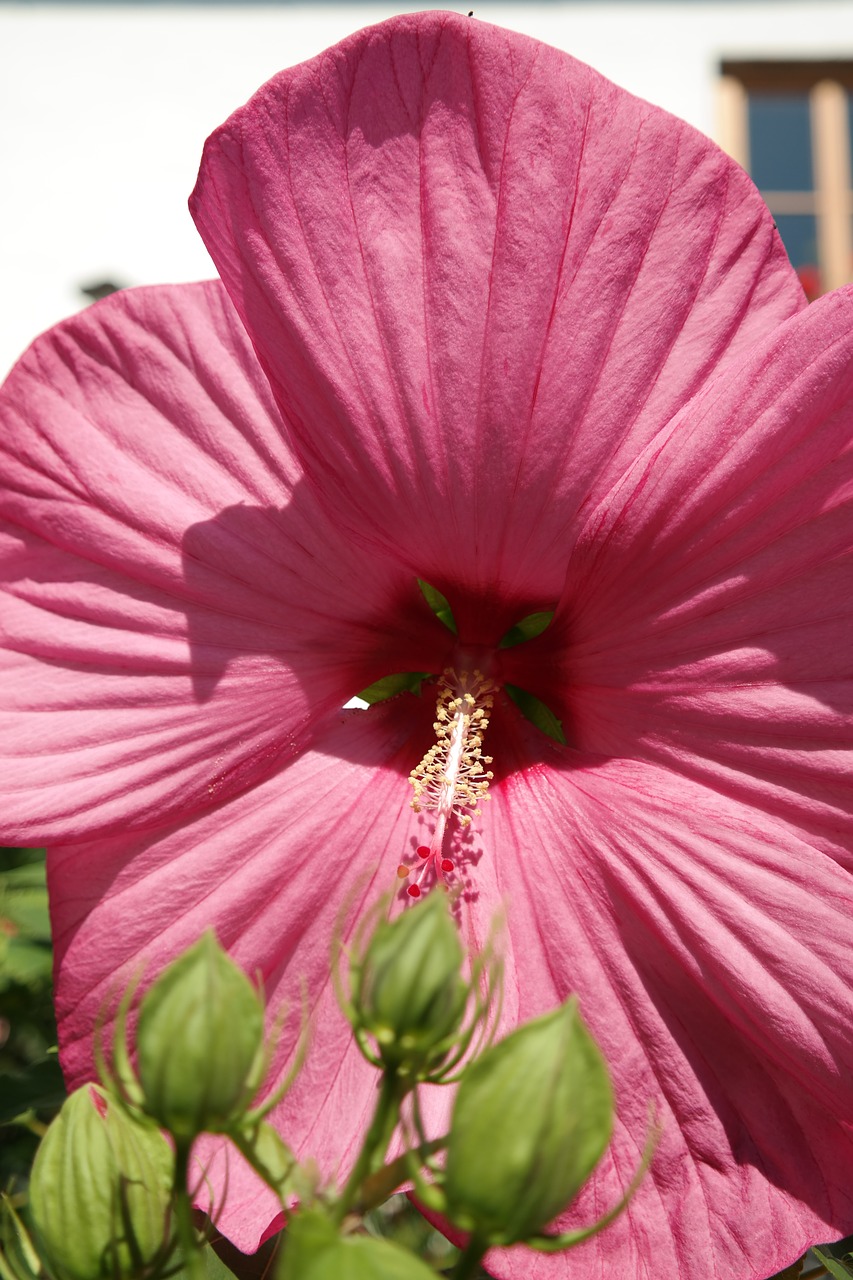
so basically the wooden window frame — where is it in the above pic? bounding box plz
[717,60,853,292]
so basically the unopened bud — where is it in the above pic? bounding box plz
[136,931,264,1139]
[352,893,467,1076]
[278,1209,437,1280]
[29,1084,173,1280]
[442,997,613,1244]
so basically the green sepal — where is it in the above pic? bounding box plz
[231,1121,296,1198]
[355,673,430,706]
[526,1115,659,1253]
[504,684,566,744]
[104,974,146,1111]
[278,1209,438,1280]
[398,1149,448,1222]
[498,611,554,648]
[417,580,457,634]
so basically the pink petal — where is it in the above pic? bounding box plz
[49,695,444,1252]
[52,688,853,1275]
[508,286,853,864]
[0,283,446,842]
[191,12,804,626]
[466,713,853,1280]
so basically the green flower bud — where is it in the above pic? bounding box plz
[278,1209,438,1280]
[29,1084,173,1280]
[136,931,264,1139]
[352,893,467,1076]
[442,997,613,1245]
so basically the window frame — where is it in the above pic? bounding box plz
[717,60,853,293]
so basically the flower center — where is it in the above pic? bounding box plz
[398,668,495,897]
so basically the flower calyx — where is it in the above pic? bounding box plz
[104,931,300,1167]
[338,892,499,1087]
[28,1084,175,1280]
[412,996,654,1252]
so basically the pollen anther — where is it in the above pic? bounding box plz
[403,668,496,893]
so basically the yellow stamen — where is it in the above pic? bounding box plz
[405,669,495,892]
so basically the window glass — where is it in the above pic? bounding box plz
[748,93,813,190]
[772,213,821,297]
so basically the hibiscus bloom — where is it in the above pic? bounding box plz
[2,11,853,1280]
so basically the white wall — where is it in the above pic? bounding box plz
[2,1,852,377]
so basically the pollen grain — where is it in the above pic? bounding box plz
[402,668,495,894]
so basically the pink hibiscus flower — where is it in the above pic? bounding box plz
[2,11,853,1279]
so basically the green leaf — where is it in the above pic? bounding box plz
[0,849,46,867]
[815,1242,853,1279]
[504,685,566,745]
[0,1058,67,1126]
[280,1210,438,1280]
[417,580,457,634]
[356,673,430,706]
[172,1242,241,1280]
[0,862,47,890]
[499,611,554,649]
[0,856,51,946]
[0,940,53,990]
[1,891,51,943]
[202,1246,241,1280]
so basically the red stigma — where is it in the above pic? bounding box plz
[441,858,454,872]
[417,845,430,859]
[407,883,422,898]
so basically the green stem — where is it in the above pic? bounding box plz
[355,1136,448,1215]
[173,1140,205,1280]
[332,1072,404,1226]
[450,1234,488,1280]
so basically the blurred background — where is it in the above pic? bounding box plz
[1,0,853,378]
